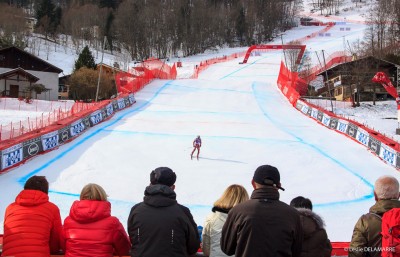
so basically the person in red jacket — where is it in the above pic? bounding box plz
[2,175,63,257]
[63,183,131,257]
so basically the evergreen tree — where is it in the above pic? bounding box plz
[235,7,246,45]
[74,46,96,71]
[35,0,61,36]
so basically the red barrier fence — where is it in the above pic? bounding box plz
[278,58,400,168]
[0,101,103,141]
[115,58,177,94]
[190,52,246,79]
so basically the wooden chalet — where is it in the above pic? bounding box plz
[316,56,399,102]
[0,46,63,101]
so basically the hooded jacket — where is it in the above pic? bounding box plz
[127,184,200,257]
[63,200,131,257]
[296,208,331,257]
[349,199,400,257]
[2,189,63,257]
[221,187,303,257]
[202,207,230,257]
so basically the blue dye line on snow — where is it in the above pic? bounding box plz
[219,56,269,80]
[17,80,174,185]
[17,63,373,208]
[101,129,299,145]
[251,82,374,205]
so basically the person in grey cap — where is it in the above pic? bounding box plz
[221,165,303,257]
[127,167,200,257]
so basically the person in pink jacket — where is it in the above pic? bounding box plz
[2,175,63,257]
[63,183,131,257]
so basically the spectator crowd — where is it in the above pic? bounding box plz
[1,164,400,257]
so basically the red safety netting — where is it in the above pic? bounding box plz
[190,52,246,79]
[0,101,102,141]
[277,51,351,104]
[115,58,177,94]
[299,51,352,83]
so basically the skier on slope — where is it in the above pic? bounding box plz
[191,135,202,160]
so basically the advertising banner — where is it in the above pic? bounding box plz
[1,143,23,170]
[23,137,43,159]
[321,114,331,127]
[112,100,119,111]
[336,119,349,134]
[58,125,71,144]
[117,98,126,109]
[355,128,370,146]
[347,123,358,139]
[368,137,381,155]
[124,97,130,107]
[300,104,309,114]
[316,111,323,122]
[379,143,397,167]
[89,110,103,126]
[70,119,86,137]
[41,130,59,151]
[329,117,338,130]
[105,103,114,117]
[311,108,319,120]
[128,94,136,105]
[397,153,400,170]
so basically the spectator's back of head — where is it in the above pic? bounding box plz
[290,196,313,210]
[252,165,285,191]
[374,176,399,200]
[214,184,249,210]
[150,167,176,187]
[24,176,49,194]
[80,183,108,201]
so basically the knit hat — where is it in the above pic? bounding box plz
[150,167,177,187]
[253,165,285,191]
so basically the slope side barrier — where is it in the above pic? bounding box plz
[190,51,246,79]
[0,94,136,173]
[295,99,400,168]
[277,61,400,169]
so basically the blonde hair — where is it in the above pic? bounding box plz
[80,183,108,201]
[374,176,399,200]
[214,184,249,210]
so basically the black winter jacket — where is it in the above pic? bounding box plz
[127,184,200,257]
[221,187,303,257]
[296,208,331,257]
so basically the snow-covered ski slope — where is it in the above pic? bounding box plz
[1,15,399,242]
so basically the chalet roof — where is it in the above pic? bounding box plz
[0,67,39,82]
[0,46,63,74]
[316,56,399,77]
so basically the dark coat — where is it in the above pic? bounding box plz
[349,199,400,257]
[221,187,303,257]
[296,208,331,257]
[127,184,200,257]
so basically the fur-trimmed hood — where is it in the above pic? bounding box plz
[295,208,332,257]
[296,207,326,238]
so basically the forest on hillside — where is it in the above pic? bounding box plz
[0,0,399,62]
[0,0,303,61]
